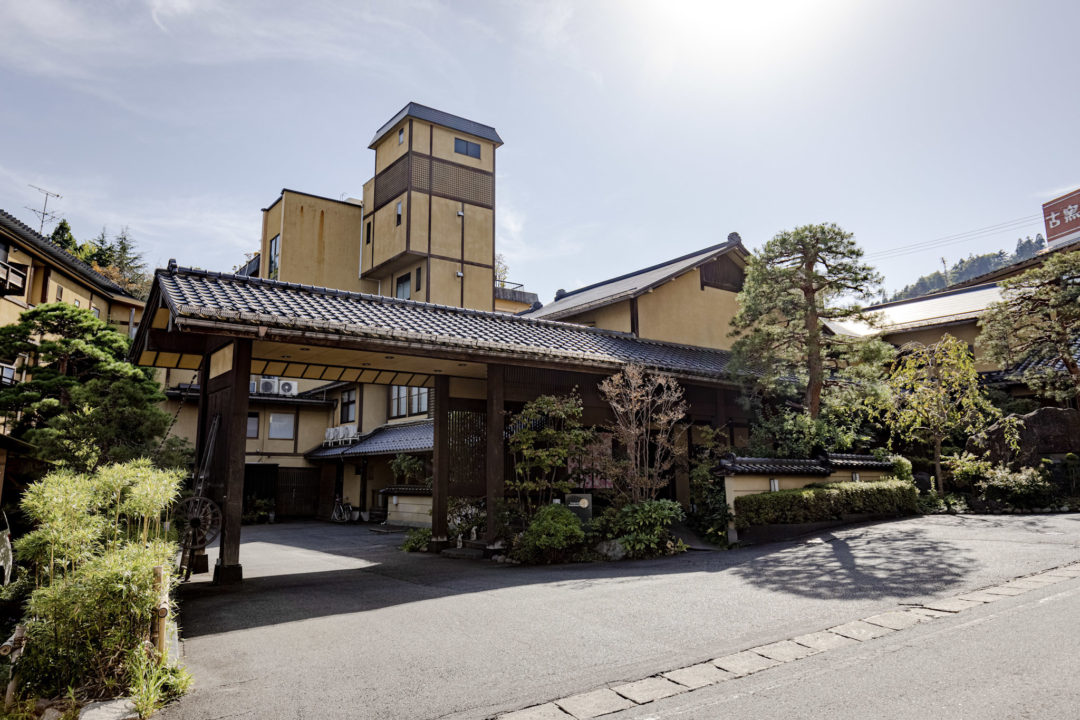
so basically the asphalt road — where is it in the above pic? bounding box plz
[603,573,1080,720]
[159,514,1080,720]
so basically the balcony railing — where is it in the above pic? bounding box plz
[0,261,26,297]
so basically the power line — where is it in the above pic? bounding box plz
[866,214,1042,260]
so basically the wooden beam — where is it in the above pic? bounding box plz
[431,374,450,545]
[485,364,505,545]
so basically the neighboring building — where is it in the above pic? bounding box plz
[0,209,146,500]
[525,236,748,350]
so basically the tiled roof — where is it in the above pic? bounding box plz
[307,420,433,460]
[718,452,894,476]
[719,456,831,476]
[369,102,503,148]
[494,285,539,307]
[823,453,894,470]
[526,237,746,321]
[0,209,137,300]
[150,266,737,383]
[378,485,432,497]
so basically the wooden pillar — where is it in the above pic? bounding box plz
[202,338,251,585]
[431,375,450,545]
[674,425,691,509]
[485,364,505,545]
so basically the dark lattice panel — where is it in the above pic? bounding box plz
[411,156,430,193]
[374,155,409,209]
[428,158,494,208]
[448,409,486,496]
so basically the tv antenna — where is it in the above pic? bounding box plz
[25,185,62,235]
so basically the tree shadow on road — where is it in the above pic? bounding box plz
[728,524,976,600]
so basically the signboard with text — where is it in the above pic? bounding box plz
[1043,188,1080,244]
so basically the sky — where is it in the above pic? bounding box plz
[0,0,1077,304]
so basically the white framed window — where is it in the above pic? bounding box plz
[246,412,259,439]
[395,274,411,300]
[268,412,294,439]
[395,201,403,227]
[398,127,405,144]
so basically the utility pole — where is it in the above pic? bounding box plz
[940,257,949,285]
[25,185,62,235]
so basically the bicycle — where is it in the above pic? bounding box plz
[330,496,353,523]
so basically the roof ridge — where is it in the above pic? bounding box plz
[554,240,739,301]
[867,281,999,310]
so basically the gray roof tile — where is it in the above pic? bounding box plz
[151,266,736,382]
[369,102,502,147]
[307,420,432,460]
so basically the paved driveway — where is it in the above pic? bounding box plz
[160,515,1080,720]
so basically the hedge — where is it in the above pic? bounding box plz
[733,480,919,530]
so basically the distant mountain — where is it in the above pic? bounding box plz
[887,235,1045,302]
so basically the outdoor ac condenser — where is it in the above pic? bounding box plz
[278,379,299,396]
[258,377,279,394]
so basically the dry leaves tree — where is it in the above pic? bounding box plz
[599,364,688,503]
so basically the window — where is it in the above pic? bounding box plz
[55,285,63,301]
[398,127,405,145]
[365,221,372,245]
[268,412,295,439]
[74,299,80,308]
[268,234,280,279]
[395,201,403,226]
[91,307,100,318]
[395,274,411,299]
[246,412,259,439]
[0,364,16,386]
[454,138,481,159]
[0,242,9,264]
[390,385,409,418]
[410,386,429,415]
[415,267,422,293]
[340,389,357,423]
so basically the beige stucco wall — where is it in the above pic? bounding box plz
[374,122,410,174]
[494,296,533,314]
[825,469,888,484]
[564,301,632,333]
[362,384,388,434]
[636,269,740,350]
[387,494,433,527]
[883,322,997,372]
[725,475,833,513]
[262,193,363,291]
[429,195,462,258]
[371,197,407,268]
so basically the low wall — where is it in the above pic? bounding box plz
[724,474,831,513]
[387,494,433,528]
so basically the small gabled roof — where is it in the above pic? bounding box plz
[526,235,748,321]
[0,209,140,302]
[307,420,433,460]
[369,102,503,148]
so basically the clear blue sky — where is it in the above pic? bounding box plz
[0,0,1076,303]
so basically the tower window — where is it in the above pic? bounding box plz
[454,138,481,159]
[340,388,357,423]
[268,233,280,279]
[398,128,405,145]
[365,221,372,245]
[395,201,403,226]
[415,267,422,293]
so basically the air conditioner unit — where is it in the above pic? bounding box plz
[343,425,357,440]
[278,379,299,396]
[259,376,279,394]
[324,428,335,445]
[333,426,346,443]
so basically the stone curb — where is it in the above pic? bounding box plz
[496,562,1080,719]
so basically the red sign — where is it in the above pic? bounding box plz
[1043,188,1080,244]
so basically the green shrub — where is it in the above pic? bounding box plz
[20,540,176,697]
[733,480,919,530]
[888,455,914,485]
[978,466,1057,509]
[943,452,993,491]
[401,527,432,552]
[512,504,585,564]
[597,499,688,559]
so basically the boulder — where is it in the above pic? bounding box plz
[595,539,627,561]
[968,407,1080,466]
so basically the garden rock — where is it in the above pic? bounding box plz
[595,539,627,561]
[41,709,63,720]
[79,698,138,720]
[968,407,1080,466]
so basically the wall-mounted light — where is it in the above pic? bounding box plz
[456,271,464,278]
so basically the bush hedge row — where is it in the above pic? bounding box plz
[733,479,918,530]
